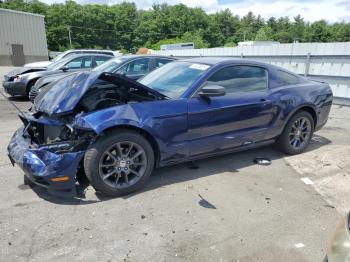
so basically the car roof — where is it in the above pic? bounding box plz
[118,55,177,60]
[67,49,114,53]
[64,53,113,59]
[182,57,273,67]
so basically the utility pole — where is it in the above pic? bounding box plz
[67,26,72,49]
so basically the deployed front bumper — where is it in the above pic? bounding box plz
[7,126,84,192]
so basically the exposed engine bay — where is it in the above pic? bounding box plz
[76,81,158,112]
[24,72,164,154]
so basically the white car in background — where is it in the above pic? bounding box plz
[24,49,120,68]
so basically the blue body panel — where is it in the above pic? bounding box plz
[8,127,84,190]
[7,58,333,192]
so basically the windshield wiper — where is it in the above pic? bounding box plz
[153,88,171,99]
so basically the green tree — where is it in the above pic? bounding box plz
[1,0,350,51]
[255,25,273,41]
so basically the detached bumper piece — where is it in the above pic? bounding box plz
[8,127,84,196]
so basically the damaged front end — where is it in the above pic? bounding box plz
[7,71,165,195]
[7,111,96,194]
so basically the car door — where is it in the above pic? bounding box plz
[63,56,93,72]
[115,58,151,80]
[188,65,276,157]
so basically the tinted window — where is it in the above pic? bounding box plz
[82,57,93,68]
[65,57,84,69]
[204,65,268,94]
[94,56,111,66]
[275,70,300,86]
[155,58,174,68]
[117,58,150,76]
[93,57,125,72]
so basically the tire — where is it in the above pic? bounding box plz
[26,80,37,98]
[84,129,155,197]
[28,84,39,102]
[23,175,35,187]
[276,110,314,155]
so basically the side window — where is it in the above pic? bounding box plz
[82,56,93,68]
[155,58,173,68]
[275,70,300,87]
[117,58,150,76]
[94,56,110,67]
[204,65,268,94]
[65,57,83,69]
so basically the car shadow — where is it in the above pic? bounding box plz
[121,134,331,200]
[7,95,29,102]
[32,134,331,205]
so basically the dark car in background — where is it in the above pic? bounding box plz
[3,54,112,98]
[7,58,333,197]
[29,55,176,102]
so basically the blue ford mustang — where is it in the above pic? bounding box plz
[7,58,333,196]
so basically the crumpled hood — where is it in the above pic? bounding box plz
[5,67,46,78]
[34,71,100,115]
[33,71,166,116]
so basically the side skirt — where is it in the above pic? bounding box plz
[159,139,276,167]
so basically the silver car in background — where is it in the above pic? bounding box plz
[24,49,117,68]
[3,54,112,97]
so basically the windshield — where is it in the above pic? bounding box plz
[92,57,125,73]
[139,61,210,98]
[52,50,70,62]
[46,56,76,71]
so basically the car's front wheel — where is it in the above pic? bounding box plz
[84,129,155,197]
[276,110,314,155]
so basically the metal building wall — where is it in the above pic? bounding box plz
[150,42,350,101]
[0,8,48,66]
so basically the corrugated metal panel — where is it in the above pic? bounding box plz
[151,42,350,100]
[0,8,48,56]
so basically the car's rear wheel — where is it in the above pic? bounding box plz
[84,129,154,197]
[276,110,314,155]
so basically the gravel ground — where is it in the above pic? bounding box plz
[0,66,348,262]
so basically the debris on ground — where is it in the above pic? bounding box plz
[253,157,272,166]
[294,243,305,248]
[300,177,314,185]
[198,194,217,209]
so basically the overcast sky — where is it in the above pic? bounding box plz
[40,0,350,23]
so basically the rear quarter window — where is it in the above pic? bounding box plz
[275,70,300,87]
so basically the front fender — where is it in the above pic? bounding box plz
[73,105,144,134]
[72,101,189,166]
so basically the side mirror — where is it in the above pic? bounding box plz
[198,85,226,97]
[60,66,69,72]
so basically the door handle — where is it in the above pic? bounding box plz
[259,98,271,106]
